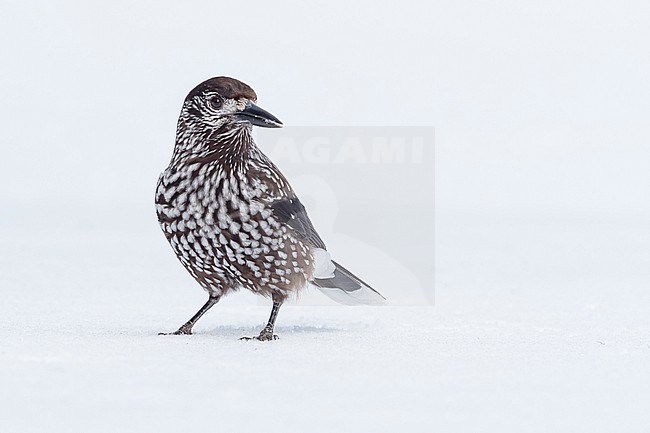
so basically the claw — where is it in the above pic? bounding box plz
[159,328,192,335]
[240,334,279,341]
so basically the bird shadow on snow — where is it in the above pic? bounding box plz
[198,324,350,338]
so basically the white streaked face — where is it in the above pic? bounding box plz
[184,91,252,130]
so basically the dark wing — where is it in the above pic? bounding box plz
[270,197,326,249]
[270,197,386,305]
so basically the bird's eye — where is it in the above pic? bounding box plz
[210,96,223,109]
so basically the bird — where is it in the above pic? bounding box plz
[155,76,385,340]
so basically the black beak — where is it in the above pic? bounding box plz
[235,102,283,128]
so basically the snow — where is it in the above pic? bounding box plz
[2,1,650,431]
[5,302,648,433]
[2,212,649,433]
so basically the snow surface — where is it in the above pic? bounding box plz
[2,1,650,432]
[2,212,649,433]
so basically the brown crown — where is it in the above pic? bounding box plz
[185,76,257,102]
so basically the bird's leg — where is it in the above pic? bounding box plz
[159,295,221,335]
[241,295,284,341]
[258,300,282,341]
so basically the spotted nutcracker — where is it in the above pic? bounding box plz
[155,77,385,340]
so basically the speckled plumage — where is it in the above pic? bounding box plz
[155,122,313,300]
[156,77,384,340]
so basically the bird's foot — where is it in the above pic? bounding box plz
[158,327,192,336]
[240,331,278,341]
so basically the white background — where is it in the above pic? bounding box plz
[1,1,649,432]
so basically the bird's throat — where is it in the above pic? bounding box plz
[172,124,255,170]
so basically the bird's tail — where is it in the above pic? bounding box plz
[311,249,386,306]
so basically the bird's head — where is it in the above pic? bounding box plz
[180,76,282,132]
